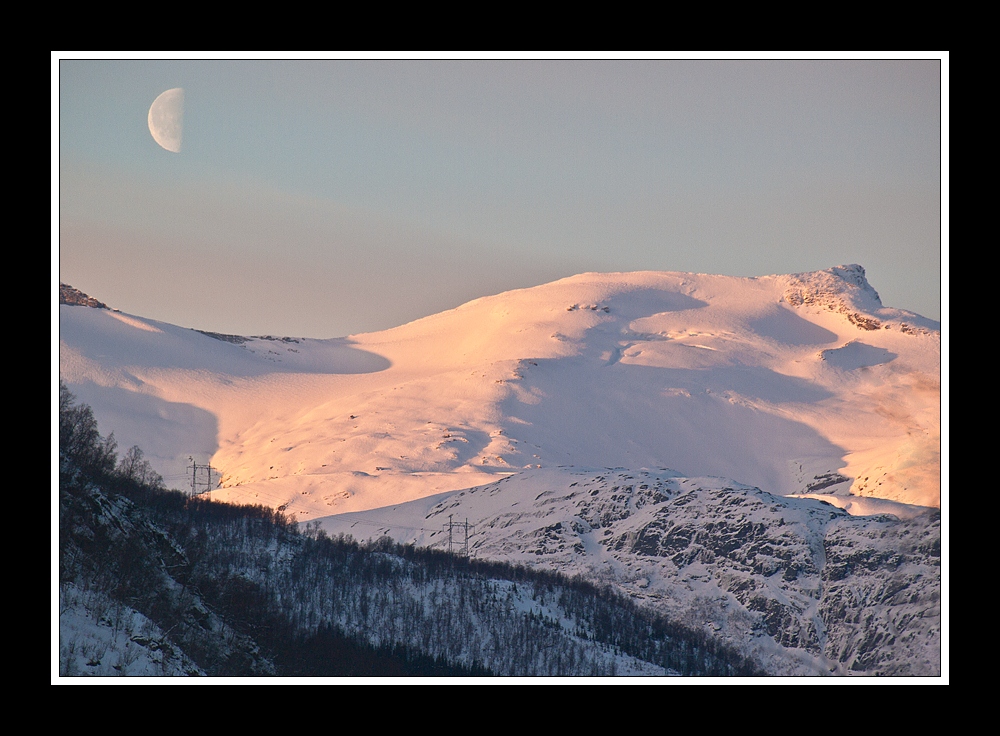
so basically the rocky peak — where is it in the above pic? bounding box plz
[783,265,884,328]
[60,283,108,309]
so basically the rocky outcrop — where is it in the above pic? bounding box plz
[60,283,108,309]
[783,264,885,330]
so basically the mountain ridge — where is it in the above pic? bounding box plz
[59,265,940,513]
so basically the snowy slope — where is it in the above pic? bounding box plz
[59,265,940,516]
[317,467,940,675]
[59,583,206,676]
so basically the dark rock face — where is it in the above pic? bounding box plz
[60,283,108,309]
[819,512,941,675]
[806,473,851,492]
[196,330,249,344]
[847,312,882,331]
[598,486,830,656]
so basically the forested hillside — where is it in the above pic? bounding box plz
[58,383,762,677]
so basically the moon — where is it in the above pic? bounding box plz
[148,88,184,153]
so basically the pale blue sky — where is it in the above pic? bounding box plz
[56,56,945,339]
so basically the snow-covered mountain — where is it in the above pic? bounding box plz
[60,264,940,514]
[320,467,939,675]
[58,265,943,676]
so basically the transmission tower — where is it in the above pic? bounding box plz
[444,515,474,557]
[187,457,218,495]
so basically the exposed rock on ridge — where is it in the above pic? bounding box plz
[782,264,885,330]
[60,283,108,309]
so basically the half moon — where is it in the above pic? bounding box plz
[148,88,184,153]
